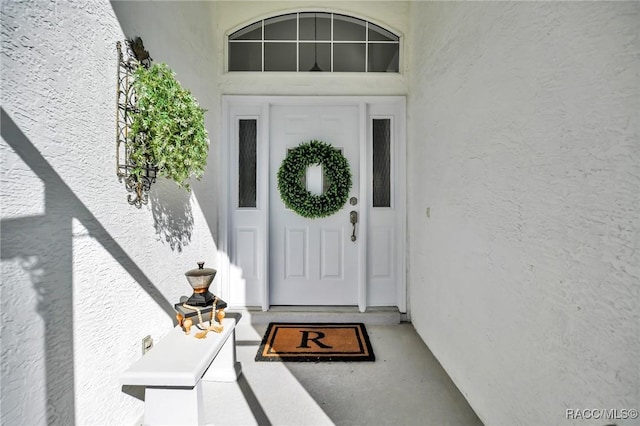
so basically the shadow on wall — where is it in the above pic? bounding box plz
[110,0,219,243]
[150,182,194,252]
[0,108,175,425]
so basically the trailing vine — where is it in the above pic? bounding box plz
[277,140,352,219]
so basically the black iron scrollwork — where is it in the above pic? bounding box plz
[116,38,155,208]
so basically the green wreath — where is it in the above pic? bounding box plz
[277,140,352,219]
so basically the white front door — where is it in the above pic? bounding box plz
[224,96,406,312]
[269,104,360,305]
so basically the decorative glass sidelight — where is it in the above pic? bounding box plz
[238,119,257,208]
[372,119,391,207]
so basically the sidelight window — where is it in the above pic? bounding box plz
[372,119,392,208]
[228,12,400,73]
[238,119,257,208]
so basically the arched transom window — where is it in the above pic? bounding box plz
[228,12,400,72]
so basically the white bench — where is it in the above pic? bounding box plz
[120,316,241,425]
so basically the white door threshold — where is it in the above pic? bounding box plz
[229,306,403,325]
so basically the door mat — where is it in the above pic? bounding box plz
[255,323,375,362]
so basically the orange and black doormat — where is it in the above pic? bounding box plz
[255,323,375,362]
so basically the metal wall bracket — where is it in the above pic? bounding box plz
[115,38,156,208]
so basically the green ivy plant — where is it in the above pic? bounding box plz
[129,62,209,190]
[277,140,352,219]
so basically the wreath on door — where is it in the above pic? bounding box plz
[277,140,352,219]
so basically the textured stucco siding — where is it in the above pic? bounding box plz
[1,1,218,424]
[408,2,639,425]
[2,0,638,424]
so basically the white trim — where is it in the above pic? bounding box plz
[261,103,270,311]
[296,13,300,72]
[365,21,369,73]
[219,99,231,305]
[358,102,368,313]
[224,95,404,106]
[261,20,265,72]
[221,95,406,312]
[229,40,398,44]
[330,14,334,72]
[396,98,407,313]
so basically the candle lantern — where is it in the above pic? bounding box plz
[184,262,217,306]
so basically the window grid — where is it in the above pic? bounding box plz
[330,15,334,71]
[229,12,399,73]
[296,16,299,72]
[365,21,368,72]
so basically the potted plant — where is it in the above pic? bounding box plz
[128,62,209,191]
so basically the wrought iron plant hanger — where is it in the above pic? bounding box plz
[115,37,156,208]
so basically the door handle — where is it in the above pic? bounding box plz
[350,211,358,242]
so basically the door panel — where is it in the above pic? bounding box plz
[285,227,307,279]
[320,228,343,279]
[236,227,259,280]
[270,105,360,305]
[370,226,393,279]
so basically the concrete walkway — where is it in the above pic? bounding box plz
[203,311,483,426]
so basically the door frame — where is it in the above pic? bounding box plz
[220,95,406,313]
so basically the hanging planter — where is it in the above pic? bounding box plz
[116,38,209,207]
[277,140,352,219]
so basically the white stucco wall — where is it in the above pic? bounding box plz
[1,2,410,423]
[408,2,639,425]
[1,1,218,424]
[5,1,637,424]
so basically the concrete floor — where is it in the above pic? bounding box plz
[203,311,483,426]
